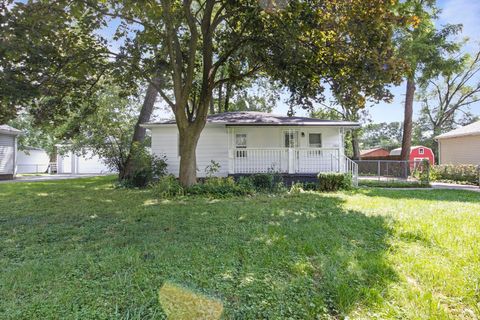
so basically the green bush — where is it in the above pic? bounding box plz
[317,172,353,191]
[289,182,305,194]
[430,164,479,185]
[250,173,274,190]
[153,175,184,198]
[122,144,168,188]
[186,177,254,197]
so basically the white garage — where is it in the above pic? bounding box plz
[56,149,114,174]
[0,125,22,180]
[17,147,50,174]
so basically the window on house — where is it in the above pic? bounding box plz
[309,133,322,148]
[419,148,424,155]
[308,133,322,156]
[236,134,247,157]
[284,131,299,148]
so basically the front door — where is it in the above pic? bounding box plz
[283,130,299,173]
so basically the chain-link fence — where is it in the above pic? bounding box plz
[355,159,430,183]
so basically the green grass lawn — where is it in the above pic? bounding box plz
[1,176,479,319]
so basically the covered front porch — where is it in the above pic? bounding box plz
[225,126,358,185]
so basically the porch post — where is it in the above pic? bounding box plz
[288,148,295,174]
[228,128,235,174]
[337,148,341,172]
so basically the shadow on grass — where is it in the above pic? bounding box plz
[359,187,480,203]
[0,179,398,319]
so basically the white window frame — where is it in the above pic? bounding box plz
[419,148,424,155]
[235,133,247,158]
[308,133,322,148]
[283,130,299,148]
[308,133,323,157]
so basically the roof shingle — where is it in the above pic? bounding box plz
[143,111,360,127]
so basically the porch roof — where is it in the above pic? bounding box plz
[143,111,360,128]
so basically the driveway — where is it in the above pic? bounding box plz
[0,174,108,183]
[431,182,480,192]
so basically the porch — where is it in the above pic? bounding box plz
[225,126,358,185]
[227,147,358,186]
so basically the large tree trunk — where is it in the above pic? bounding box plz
[119,82,158,180]
[351,129,360,159]
[178,127,203,186]
[400,77,415,161]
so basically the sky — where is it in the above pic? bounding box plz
[272,0,480,123]
[91,0,480,123]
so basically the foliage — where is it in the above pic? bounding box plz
[0,1,111,125]
[2,176,480,318]
[153,175,184,198]
[289,182,306,195]
[249,172,284,192]
[430,164,480,186]
[186,177,254,198]
[120,144,168,188]
[359,179,431,188]
[317,173,353,191]
[66,84,143,173]
[3,0,409,186]
[204,160,221,178]
[417,46,480,141]
[412,159,431,184]
[7,114,59,158]
[394,0,462,160]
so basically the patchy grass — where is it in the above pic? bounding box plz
[0,177,479,319]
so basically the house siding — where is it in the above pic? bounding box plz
[17,149,50,174]
[150,125,229,177]
[150,125,344,177]
[0,133,15,177]
[438,135,480,165]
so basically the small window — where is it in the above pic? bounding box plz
[309,133,322,148]
[236,134,247,157]
[419,148,424,155]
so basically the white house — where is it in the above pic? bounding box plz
[0,125,22,180]
[435,121,480,165]
[142,112,359,184]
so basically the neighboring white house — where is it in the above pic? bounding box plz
[0,125,22,180]
[56,149,114,174]
[435,121,480,165]
[17,147,50,174]
[142,111,359,183]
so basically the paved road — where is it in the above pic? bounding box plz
[0,174,108,183]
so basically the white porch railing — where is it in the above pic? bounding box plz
[230,148,358,186]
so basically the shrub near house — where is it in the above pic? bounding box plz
[430,164,480,185]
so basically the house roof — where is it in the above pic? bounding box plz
[360,147,388,156]
[389,146,428,156]
[142,111,360,128]
[0,125,22,136]
[435,121,480,140]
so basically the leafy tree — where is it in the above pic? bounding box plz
[395,0,461,160]
[67,85,143,173]
[0,1,111,125]
[417,46,480,139]
[7,114,59,162]
[4,0,407,186]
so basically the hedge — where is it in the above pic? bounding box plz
[430,164,479,185]
[317,172,353,191]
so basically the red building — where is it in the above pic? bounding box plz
[360,147,390,159]
[389,146,435,166]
